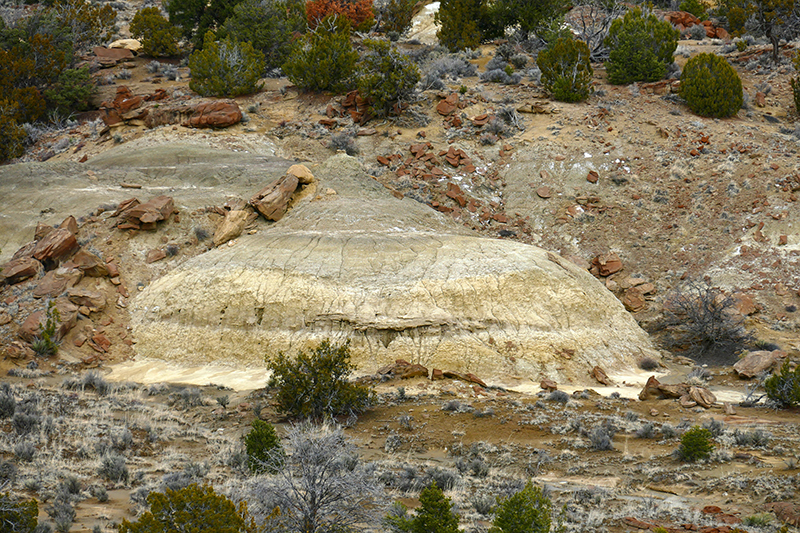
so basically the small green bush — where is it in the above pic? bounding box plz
[0,493,38,533]
[765,359,800,407]
[678,426,714,462]
[282,16,358,93]
[680,53,742,118]
[604,7,679,84]
[435,0,482,51]
[378,0,416,35]
[0,100,25,162]
[44,67,95,114]
[679,0,708,20]
[357,38,420,117]
[129,7,181,57]
[33,301,61,357]
[189,32,265,97]
[222,0,306,69]
[385,482,459,533]
[490,481,552,533]
[536,37,593,103]
[244,419,284,474]
[119,484,252,533]
[266,339,374,420]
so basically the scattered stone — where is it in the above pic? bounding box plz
[32,229,79,267]
[108,39,142,51]
[536,186,552,199]
[34,222,54,241]
[587,170,599,183]
[58,216,78,235]
[400,364,429,379]
[146,249,167,263]
[733,350,785,378]
[622,287,646,312]
[214,209,256,246]
[67,288,106,310]
[432,368,444,380]
[540,378,558,391]
[250,174,300,221]
[92,333,112,352]
[73,332,87,347]
[70,249,109,277]
[766,502,800,527]
[688,385,716,408]
[679,395,697,408]
[183,101,243,128]
[436,93,459,115]
[6,341,34,359]
[32,267,82,298]
[92,46,134,61]
[114,196,174,230]
[286,164,314,184]
[1,257,43,285]
[590,366,612,385]
[591,252,623,276]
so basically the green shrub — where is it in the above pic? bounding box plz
[490,481,551,533]
[282,16,358,93]
[222,0,305,69]
[164,0,238,48]
[536,36,593,103]
[435,0,482,51]
[680,53,742,118]
[678,426,714,462]
[244,419,284,474]
[378,0,416,35]
[0,100,25,163]
[0,493,38,533]
[44,67,95,114]
[604,7,679,84]
[385,482,459,533]
[53,0,117,53]
[357,38,420,117]
[266,339,374,421]
[32,301,61,357]
[679,0,708,20]
[765,359,800,407]
[189,32,265,97]
[119,484,253,533]
[490,0,568,38]
[130,7,182,57]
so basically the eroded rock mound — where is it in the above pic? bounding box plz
[130,154,658,383]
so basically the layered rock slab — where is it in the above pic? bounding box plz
[130,155,658,383]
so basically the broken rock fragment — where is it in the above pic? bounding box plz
[250,174,299,221]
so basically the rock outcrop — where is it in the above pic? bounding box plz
[130,154,659,384]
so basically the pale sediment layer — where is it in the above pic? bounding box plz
[130,154,658,384]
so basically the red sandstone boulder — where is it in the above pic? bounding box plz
[250,174,300,221]
[1,256,43,285]
[32,228,79,267]
[183,101,242,128]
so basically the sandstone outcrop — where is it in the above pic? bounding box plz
[130,154,659,384]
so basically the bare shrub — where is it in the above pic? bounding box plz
[589,426,613,450]
[638,357,660,371]
[654,280,753,364]
[244,424,385,533]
